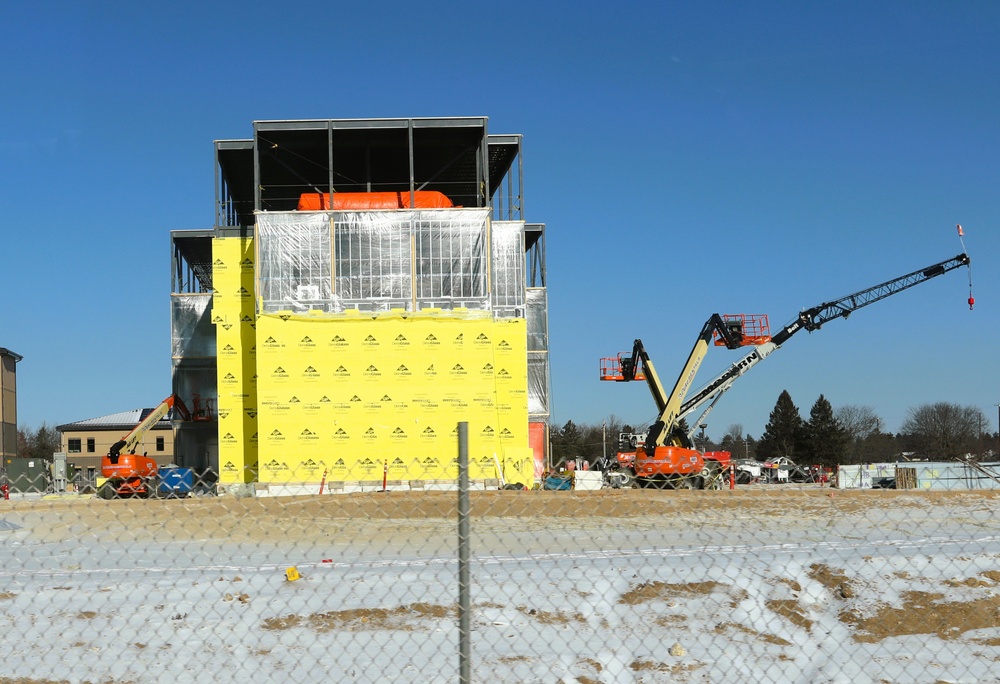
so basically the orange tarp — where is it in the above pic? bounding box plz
[298,191,454,211]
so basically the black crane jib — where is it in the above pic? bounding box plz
[772,253,969,345]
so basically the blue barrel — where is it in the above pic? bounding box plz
[158,467,194,497]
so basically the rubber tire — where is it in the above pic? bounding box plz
[97,482,118,500]
[612,470,635,489]
[702,463,723,490]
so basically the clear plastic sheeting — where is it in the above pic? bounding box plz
[257,214,333,312]
[526,288,548,351]
[171,363,218,474]
[491,221,525,318]
[526,287,550,417]
[256,209,513,315]
[170,294,215,359]
[335,211,413,305]
[408,210,490,309]
[528,352,550,416]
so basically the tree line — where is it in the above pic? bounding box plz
[14,424,61,461]
[550,392,997,469]
[17,393,996,470]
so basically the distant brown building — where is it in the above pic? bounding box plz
[56,408,176,473]
[0,348,22,461]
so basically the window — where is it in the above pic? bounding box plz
[68,439,81,453]
[156,437,164,452]
[87,439,95,453]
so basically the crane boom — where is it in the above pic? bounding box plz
[677,251,971,442]
[773,253,970,344]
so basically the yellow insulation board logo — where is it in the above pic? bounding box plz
[213,237,258,483]
[253,313,528,483]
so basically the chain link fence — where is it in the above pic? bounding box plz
[2,459,1000,683]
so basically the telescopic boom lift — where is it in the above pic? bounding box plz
[601,249,971,487]
[677,252,971,441]
[601,315,766,488]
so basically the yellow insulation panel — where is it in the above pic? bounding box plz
[212,237,258,484]
[254,313,529,485]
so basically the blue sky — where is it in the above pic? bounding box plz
[2,2,997,442]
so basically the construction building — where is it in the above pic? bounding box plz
[170,117,549,492]
[0,347,22,461]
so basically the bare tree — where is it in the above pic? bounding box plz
[836,405,884,464]
[720,424,756,460]
[723,424,744,444]
[836,405,883,441]
[900,403,987,458]
[602,414,626,456]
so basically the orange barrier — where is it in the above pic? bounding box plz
[298,191,454,211]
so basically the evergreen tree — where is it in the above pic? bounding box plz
[547,422,563,469]
[756,390,803,461]
[17,423,61,460]
[801,395,850,466]
[550,420,582,468]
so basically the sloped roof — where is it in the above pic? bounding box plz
[0,347,23,362]
[57,408,172,433]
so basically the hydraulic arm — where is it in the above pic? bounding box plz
[677,251,971,440]
[612,315,749,454]
[108,395,191,460]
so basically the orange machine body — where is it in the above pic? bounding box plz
[633,446,730,478]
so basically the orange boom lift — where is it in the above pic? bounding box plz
[600,314,767,488]
[601,248,971,489]
[99,395,206,498]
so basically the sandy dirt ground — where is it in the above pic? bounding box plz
[3,487,1000,683]
[7,485,1000,533]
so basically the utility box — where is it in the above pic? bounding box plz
[3,458,52,493]
[52,452,68,492]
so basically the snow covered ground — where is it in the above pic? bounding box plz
[1,488,999,683]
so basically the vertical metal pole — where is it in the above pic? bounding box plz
[408,120,415,207]
[458,422,471,683]
[252,123,261,213]
[214,144,221,229]
[517,135,524,219]
[328,122,334,200]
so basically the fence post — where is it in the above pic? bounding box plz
[458,422,471,683]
